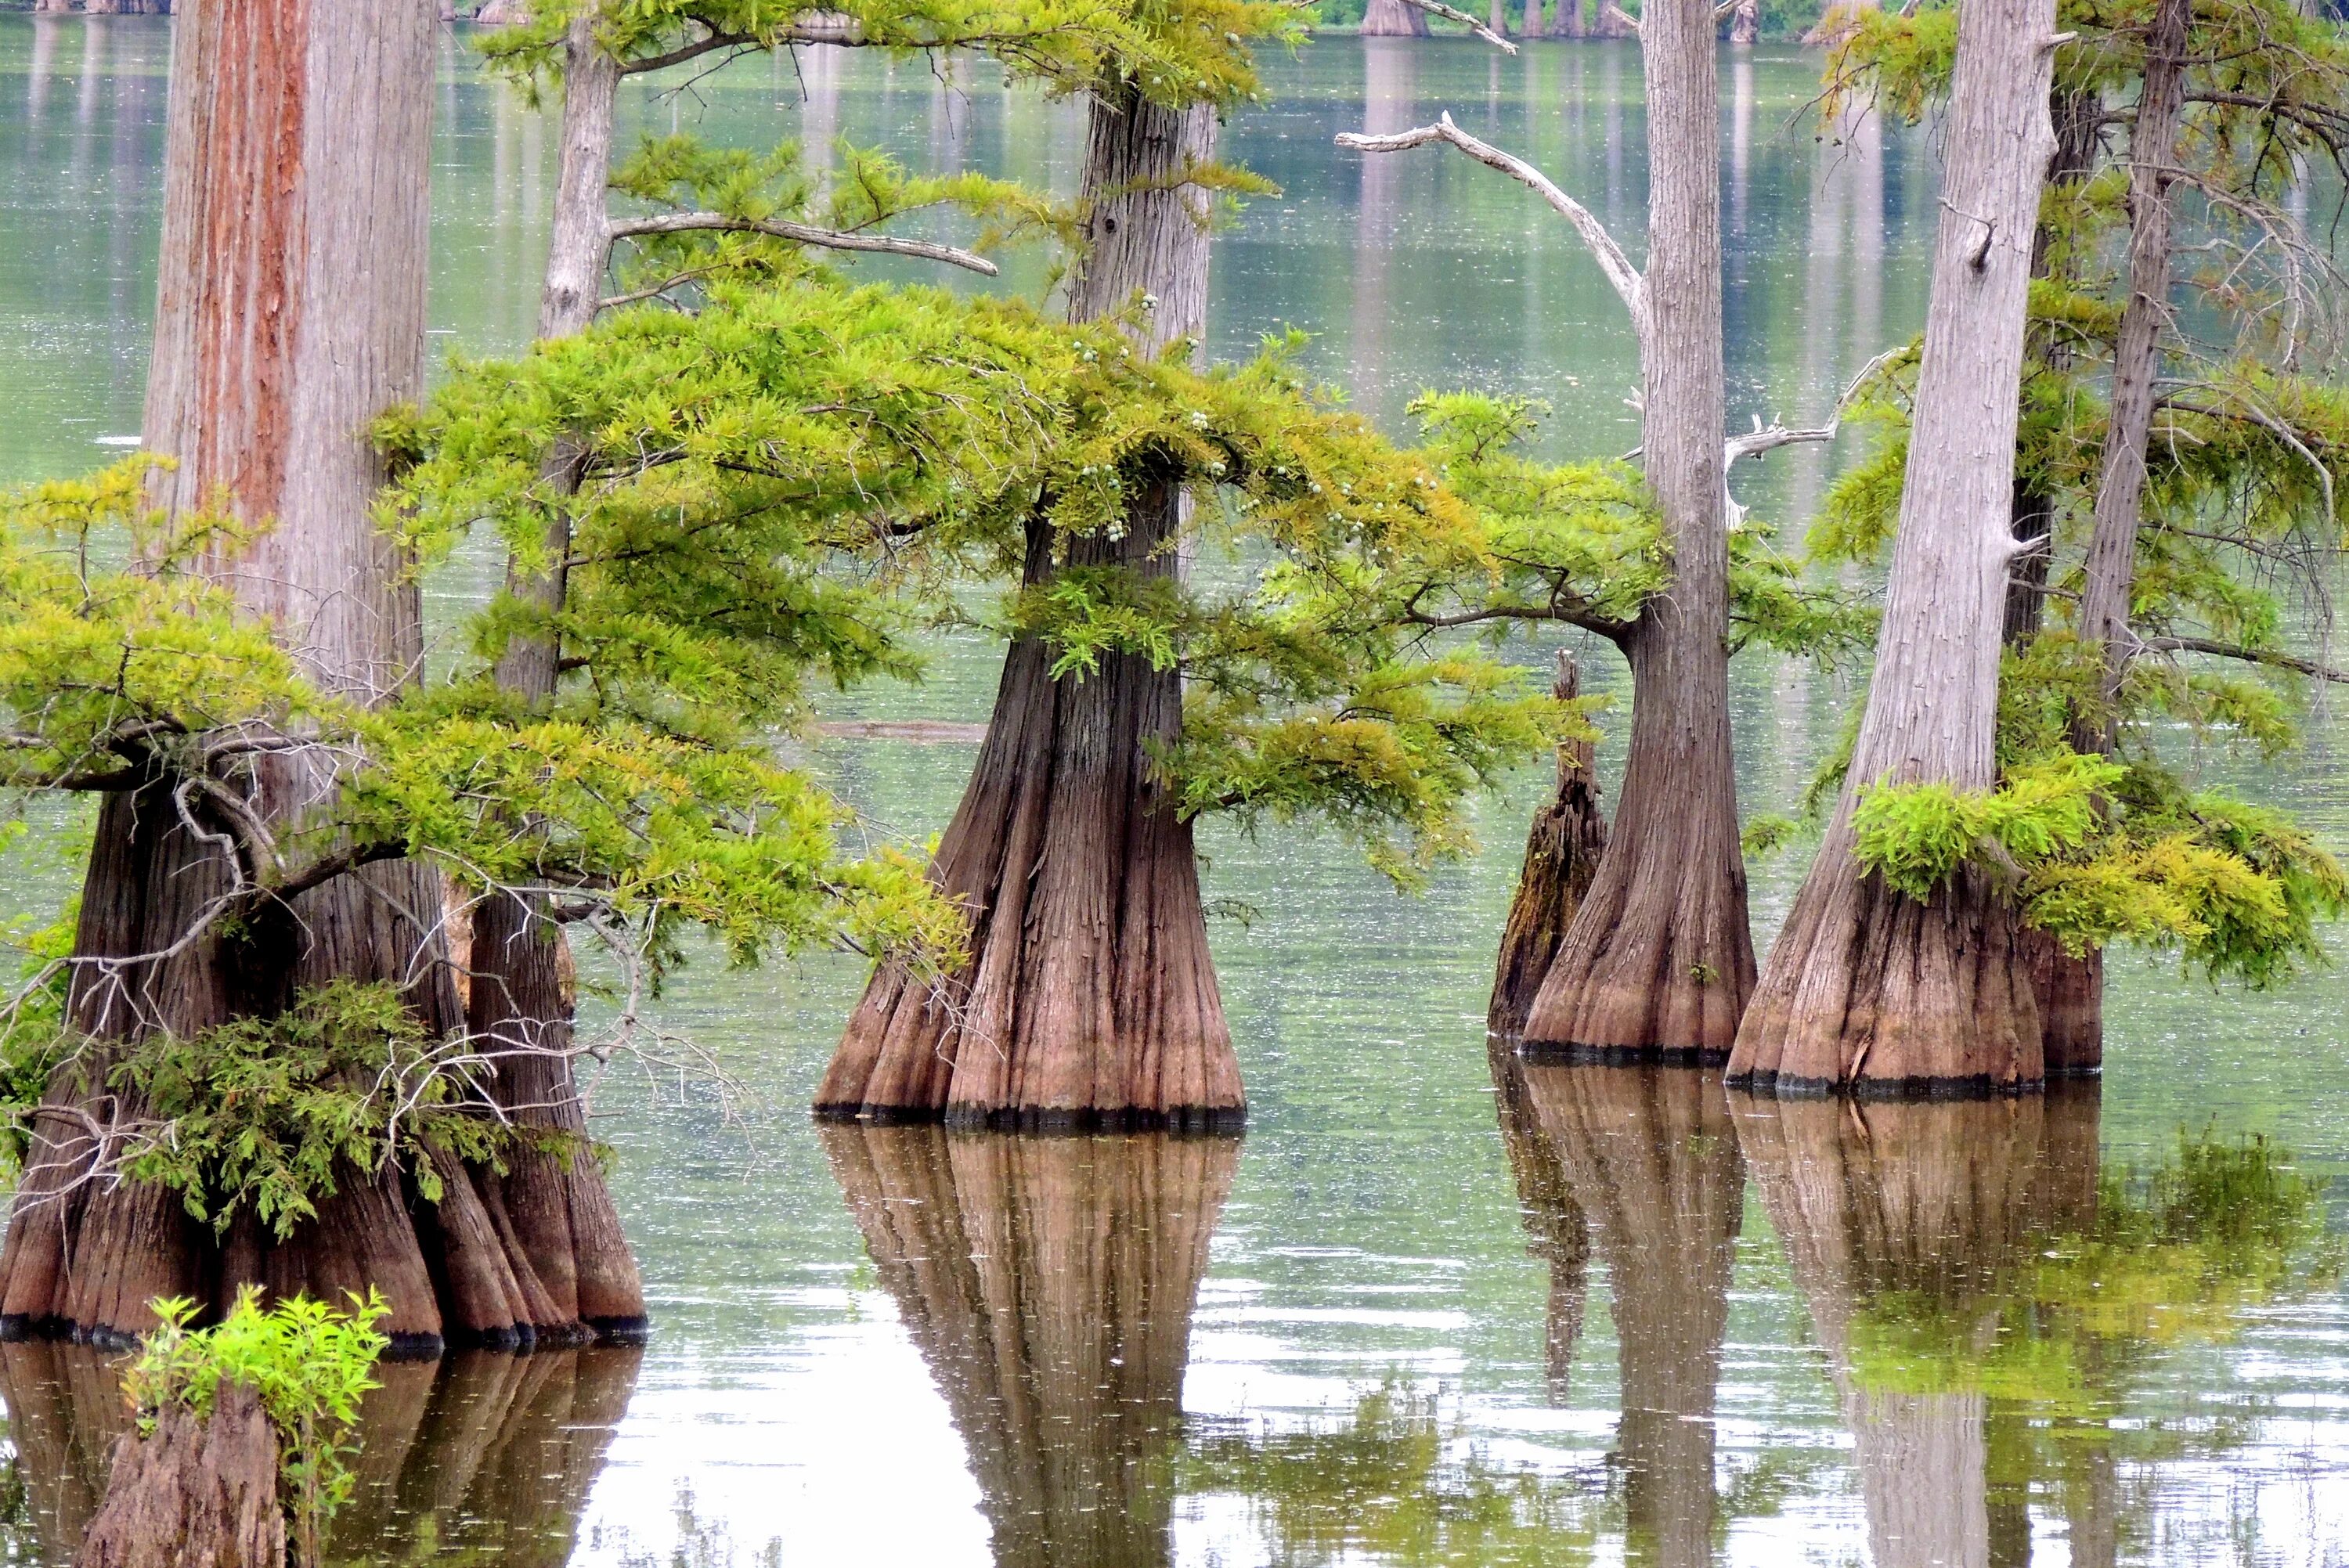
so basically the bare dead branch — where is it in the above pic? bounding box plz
[2141,633,2349,684]
[1335,112,1647,341]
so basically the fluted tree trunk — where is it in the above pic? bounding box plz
[1727,0,2058,1094]
[818,88,1243,1129]
[1522,0,1752,1060]
[0,0,611,1354]
[822,1126,1236,1567]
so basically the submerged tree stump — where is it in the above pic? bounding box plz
[822,1126,1236,1567]
[78,1382,283,1568]
[1488,653,1609,1039]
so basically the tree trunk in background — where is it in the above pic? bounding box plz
[2008,88,2109,1074]
[1523,0,1751,1061]
[76,1382,283,1568]
[823,1127,1236,1568]
[1526,0,1545,38]
[1488,654,1608,1037]
[820,86,1243,1129]
[1521,1063,1741,1565]
[0,0,586,1354]
[1488,0,1512,38]
[453,7,647,1346]
[1727,0,2055,1094]
[1360,0,1433,35]
[1734,1091,2100,1568]
[1730,0,1759,44]
[1488,1043,1589,1404]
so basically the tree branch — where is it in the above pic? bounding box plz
[606,211,999,276]
[1336,113,1646,342]
[1395,0,1518,52]
[2141,634,2349,685]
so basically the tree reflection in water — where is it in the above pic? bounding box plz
[1735,1082,2340,1568]
[0,1341,639,1566]
[821,1126,1237,1568]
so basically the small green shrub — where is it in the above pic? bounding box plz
[125,1288,389,1566]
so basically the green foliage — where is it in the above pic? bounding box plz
[108,982,530,1241]
[126,1289,388,1566]
[1852,752,2119,901]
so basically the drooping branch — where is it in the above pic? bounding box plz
[1337,114,1647,344]
[1393,0,1519,52]
[606,211,1001,276]
[1719,347,1904,529]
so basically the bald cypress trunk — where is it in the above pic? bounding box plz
[0,0,590,1352]
[818,88,1243,1129]
[77,1382,283,1568]
[1522,0,1752,1061]
[1727,0,2056,1094]
[1360,0,1433,35]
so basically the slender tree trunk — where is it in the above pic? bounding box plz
[2073,0,2189,751]
[1488,654,1608,1037]
[1730,0,1759,45]
[1526,0,1545,38]
[453,8,647,1346]
[1521,1063,1741,1565]
[0,0,603,1354]
[823,1126,1236,1567]
[1727,0,2056,1094]
[1522,0,1751,1061]
[2008,88,2109,1074]
[1361,0,1433,35]
[819,86,1243,1129]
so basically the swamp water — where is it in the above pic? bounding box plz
[2,17,2348,1566]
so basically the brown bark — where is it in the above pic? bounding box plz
[1360,0,1433,35]
[1489,0,1514,38]
[1526,0,1545,38]
[2,1340,638,1566]
[819,86,1243,1129]
[1522,0,1751,1061]
[2006,89,2109,1070]
[1518,1062,1741,1566]
[1729,0,2058,1096]
[822,1126,1236,1567]
[77,1382,283,1568]
[1488,653,1608,1037]
[0,0,604,1352]
[2074,0,2191,752]
[1487,1042,1589,1403]
[1730,0,1759,45]
[1733,1089,2102,1568]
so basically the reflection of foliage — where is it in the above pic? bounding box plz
[605,1483,781,1568]
[1182,1384,1598,1567]
[1849,1129,2342,1410]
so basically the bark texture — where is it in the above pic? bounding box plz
[823,1126,1236,1567]
[1520,1063,1741,1564]
[1488,653,1608,1038]
[1359,0,1433,35]
[1733,1089,2102,1568]
[77,1382,282,1568]
[1523,0,1751,1061]
[819,88,1242,1129]
[2,1340,639,1566]
[0,0,613,1351]
[1728,0,2057,1095]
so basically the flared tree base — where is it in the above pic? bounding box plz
[1727,849,2044,1098]
[2020,926,2102,1075]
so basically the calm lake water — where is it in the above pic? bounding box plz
[3,16,2349,1567]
